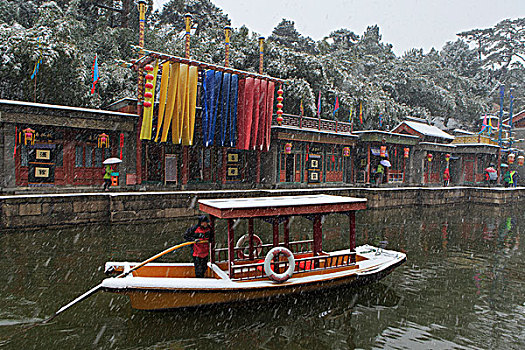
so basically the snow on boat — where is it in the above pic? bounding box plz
[101,194,406,310]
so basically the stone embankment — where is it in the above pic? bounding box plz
[0,187,523,230]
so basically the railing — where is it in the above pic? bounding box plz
[274,114,353,134]
[388,171,404,183]
[452,135,497,145]
[214,239,313,262]
[231,251,356,281]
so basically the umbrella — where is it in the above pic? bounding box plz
[380,159,391,167]
[103,157,122,165]
[500,163,508,168]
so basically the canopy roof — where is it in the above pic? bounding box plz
[397,121,454,140]
[198,194,367,219]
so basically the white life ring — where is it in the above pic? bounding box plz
[264,247,295,283]
[235,234,263,259]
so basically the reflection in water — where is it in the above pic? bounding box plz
[0,204,523,349]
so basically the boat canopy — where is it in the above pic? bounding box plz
[198,194,367,219]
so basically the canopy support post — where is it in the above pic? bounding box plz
[248,218,254,260]
[210,216,216,264]
[349,211,356,263]
[313,214,322,256]
[228,218,234,278]
[283,217,290,249]
[273,218,279,247]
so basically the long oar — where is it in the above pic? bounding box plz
[1,241,201,343]
[53,240,201,325]
[46,240,199,322]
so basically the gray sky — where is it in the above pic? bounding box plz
[154,0,523,55]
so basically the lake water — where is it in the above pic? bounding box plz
[0,203,523,349]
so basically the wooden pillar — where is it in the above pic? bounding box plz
[474,153,478,183]
[272,218,279,247]
[248,218,254,260]
[210,216,216,264]
[313,215,322,256]
[182,146,189,185]
[283,217,290,248]
[222,148,227,184]
[366,144,371,184]
[228,218,234,278]
[256,151,261,184]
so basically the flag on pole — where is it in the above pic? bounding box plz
[379,113,383,128]
[300,99,304,117]
[333,96,339,117]
[350,106,354,133]
[91,54,100,94]
[317,91,321,117]
[30,59,42,80]
[30,37,42,80]
[359,102,363,124]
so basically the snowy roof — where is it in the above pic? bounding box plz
[396,121,454,140]
[0,99,138,118]
[199,194,367,218]
[452,129,475,135]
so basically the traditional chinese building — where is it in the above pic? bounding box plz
[0,99,137,190]
[266,114,358,186]
[391,119,456,185]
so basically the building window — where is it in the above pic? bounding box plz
[85,146,93,167]
[95,148,103,167]
[75,146,83,167]
[21,145,28,166]
[56,144,63,167]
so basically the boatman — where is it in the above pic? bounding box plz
[183,215,211,278]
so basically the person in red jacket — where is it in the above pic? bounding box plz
[184,216,211,278]
[443,167,450,187]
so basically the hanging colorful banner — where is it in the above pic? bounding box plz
[140,59,159,140]
[333,96,339,117]
[91,54,100,94]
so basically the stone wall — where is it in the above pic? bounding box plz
[1,187,523,230]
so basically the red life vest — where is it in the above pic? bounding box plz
[193,226,210,258]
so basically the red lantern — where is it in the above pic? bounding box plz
[427,153,433,162]
[517,155,524,166]
[284,143,292,154]
[145,83,154,89]
[508,153,515,164]
[445,153,451,162]
[119,133,124,159]
[145,74,154,80]
[144,65,154,71]
[404,148,409,158]
[343,147,350,157]
[144,92,153,98]
[143,101,152,108]
[380,145,387,157]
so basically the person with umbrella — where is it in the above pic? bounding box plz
[102,158,122,191]
[377,159,391,185]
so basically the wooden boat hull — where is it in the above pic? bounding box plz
[102,246,405,310]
